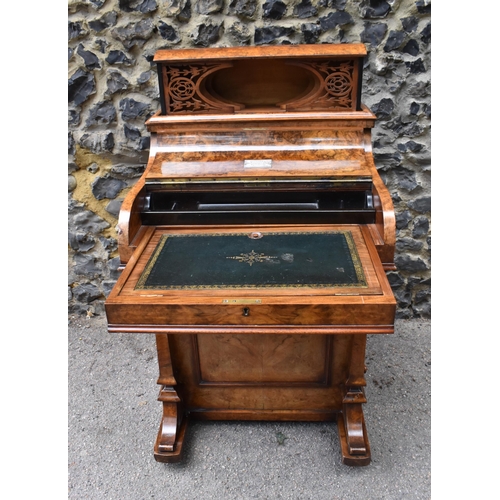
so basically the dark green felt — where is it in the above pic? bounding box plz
[135,231,366,290]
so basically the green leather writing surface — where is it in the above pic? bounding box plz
[136,231,366,290]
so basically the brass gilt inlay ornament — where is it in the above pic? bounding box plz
[226,250,278,266]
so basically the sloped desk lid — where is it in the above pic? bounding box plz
[108,225,393,298]
[136,230,367,290]
[105,225,396,330]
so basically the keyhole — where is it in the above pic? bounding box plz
[242,307,250,317]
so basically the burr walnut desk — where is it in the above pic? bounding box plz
[105,43,396,466]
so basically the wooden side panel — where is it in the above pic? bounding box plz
[168,334,354,416]
[196,334,330,385]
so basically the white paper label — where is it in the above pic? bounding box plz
[243,159,272,169]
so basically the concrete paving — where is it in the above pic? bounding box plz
[68,314,431,499]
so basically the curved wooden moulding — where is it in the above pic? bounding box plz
[160,57,363,115]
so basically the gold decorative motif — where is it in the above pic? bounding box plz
[226,250,278,266]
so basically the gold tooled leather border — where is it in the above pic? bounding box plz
[135,230,367,290]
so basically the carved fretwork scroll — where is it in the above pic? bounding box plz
[284,60,357,111]
[162,63,237,115]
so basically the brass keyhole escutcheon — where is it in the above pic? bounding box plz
[242,307,250,317]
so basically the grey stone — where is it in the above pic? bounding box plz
[359,0,391,19]
[410,102,420,115]
[401,16,419,33]
[139,136,151,150]
[301,23,321,44]
[255,26,295,45]
[137,71,152,84]
[361,22,387,46]
[118,0,157,12]
[387,271,404,288]
[397,140,424,153]
[69,21,86,40]
[68,69,96,106]
[99,237,119,253]
[414,289,430,305]
[177,0,191,22]
[396,237,423,253]
[73,254,103,278]
[263,0,286,20]
[192,22,224,47]
[71,283,103,303]
[77,44,101,70]
[394,255,428,272]
[413,302,430,319]
[412,217,429,238]
[385,118,424,138]
[406,80,431,98]
[229,0,258,20]
[138,0,158,13]
[294,0,317,19]
[86,101,117,126]
[124,124,141,140]
[89,11,118,32]
[86,163,99,174]
[408,196,431,214]
[394,287,412,308]
[94,39,108,53]
[68,109,80,126]
[416,0,431,14]
[119,98,150,120]
[68,132,76,155]
[195,0,223,15]
[163,0,189,16]
[393,167,418,192]
[105,198,123,217]
[105,71,130,95]
[228,22,252,45]
[319,11,353,30]
[384,30,406,52]
[371,98,394,119]
[72,210,110,233]
[318,0,346,8]
[79,132,115,153]
[421,23,431,44]
[395,307,412,320]
[102,280,118,297]
[396,210,413,230]
[91,175,127,200]
[373,152,402,169]
[69,175,77,192]
[406,58,426,74]
[111,163,144,179]
[69,232,97,252]
[106,50,134,65]
[402,39,419,56]
[158,21,181,43]
[112,19,154,49]
[107,256,122,279]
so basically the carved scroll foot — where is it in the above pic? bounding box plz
[337,387,371,466]
[153,386,188,463]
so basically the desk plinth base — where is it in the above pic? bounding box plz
[151,331,373,466]
[154,415,188,463]
[152,410,371,466]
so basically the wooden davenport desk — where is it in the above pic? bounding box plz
[105,44,396,466]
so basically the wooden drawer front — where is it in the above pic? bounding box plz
[106,301,395,327]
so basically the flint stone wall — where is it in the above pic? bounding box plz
[68,0,431,319]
